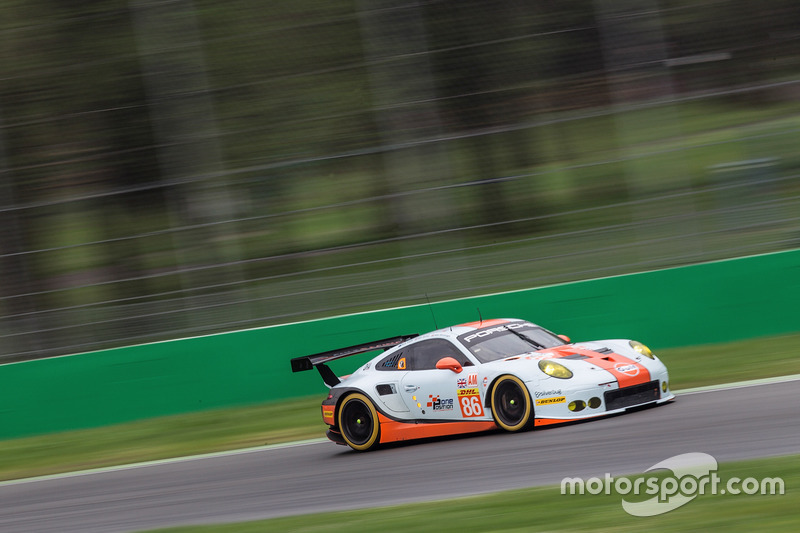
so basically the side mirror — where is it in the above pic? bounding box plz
[435,357,463,373]
[558,334,571,343]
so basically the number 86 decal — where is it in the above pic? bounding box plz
[459,391,484,417]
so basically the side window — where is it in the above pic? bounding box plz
[406,339,464,370]
[376,350,407,371]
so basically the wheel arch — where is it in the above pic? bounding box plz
[327,387,365,427]
[335,389,382,451]
[485,373,530,407]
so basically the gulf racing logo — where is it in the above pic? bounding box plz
[614,362,640,377]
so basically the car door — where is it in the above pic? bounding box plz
[399,338,480,420]
[371,349,411,415]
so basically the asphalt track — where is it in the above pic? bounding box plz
[1,379,798,533]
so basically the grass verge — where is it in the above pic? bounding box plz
[1,333,799,483]
[145,453,798,532]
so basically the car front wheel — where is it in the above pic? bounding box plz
[337,393,381,451]
[491,375,534,432]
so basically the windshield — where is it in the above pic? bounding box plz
[457,323,565,363]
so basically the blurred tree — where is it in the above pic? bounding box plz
[423,1,547,232]
[1,0,798,359]
[0,1,165,353]
[2,1,160,201]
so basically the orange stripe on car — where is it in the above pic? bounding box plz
[457,319,510,329]
[547,346,651,388]
[586,353,650,388]
[377,413,497,443]
[534,414,605,427]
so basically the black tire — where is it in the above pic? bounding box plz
[490,375,534,432]
[337,393,381,451]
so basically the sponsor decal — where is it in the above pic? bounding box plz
[483,376,488,388]
[398,357,406,370]
[427,395,454,411]
[535,389,562,398]
[614,362,639,377]
[458,388,484,417]
[458,375,479,390]
[535,396,566,406]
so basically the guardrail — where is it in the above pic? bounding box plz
[1,248,798,439]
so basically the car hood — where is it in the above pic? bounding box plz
[493,342,656,388]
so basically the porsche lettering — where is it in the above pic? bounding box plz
[462,322,527,343]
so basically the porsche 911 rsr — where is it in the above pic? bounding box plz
[291,318,674,451]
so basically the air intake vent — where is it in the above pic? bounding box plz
[604,380,660,411]
[376,384,396,396]
[562,353,589,360]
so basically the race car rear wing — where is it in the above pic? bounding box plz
[290,334,418,387]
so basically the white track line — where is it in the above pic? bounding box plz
[0,438,327,488]
[674,373,800,395]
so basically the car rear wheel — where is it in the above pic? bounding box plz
[338,393,380,451]
[491,375,533,431]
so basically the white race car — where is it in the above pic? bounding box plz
[291,318,674,451]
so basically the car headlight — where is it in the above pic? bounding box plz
[538,360,573,379]
[629,340,655,359]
